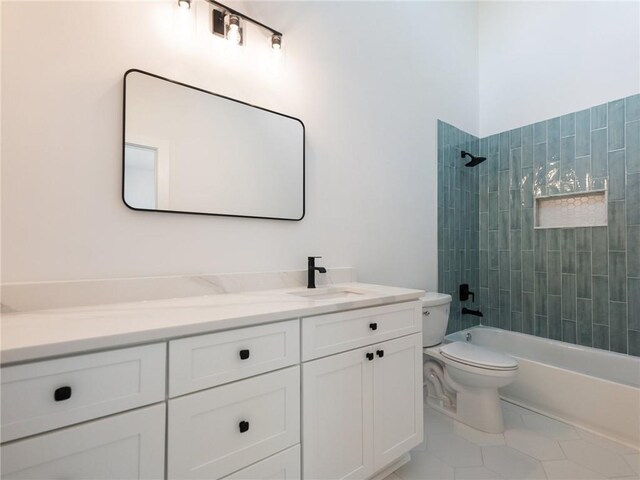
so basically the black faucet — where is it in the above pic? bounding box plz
[462,308,483,317]
[307,256,327,288]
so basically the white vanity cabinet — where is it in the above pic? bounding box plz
[301,302,423,480]
[0,404,165,479]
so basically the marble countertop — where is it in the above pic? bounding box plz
[1,283,424,365]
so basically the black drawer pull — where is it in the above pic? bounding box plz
[54,386,72,402]
[239,349,250,360]
[369,323,378,331]
[239,420,250,433]
[376,350,384,358]
[366,352,374,361]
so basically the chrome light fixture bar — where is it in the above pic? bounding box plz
[205,0,283,48]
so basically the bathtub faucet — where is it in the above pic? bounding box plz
[462,307,483,317]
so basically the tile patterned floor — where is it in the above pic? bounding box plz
[386,401,640,480]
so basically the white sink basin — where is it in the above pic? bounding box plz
[291,287,367,300]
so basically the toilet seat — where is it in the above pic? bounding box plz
[440,342,518,371]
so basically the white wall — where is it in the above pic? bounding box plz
[479,1,640,137]
[1,1,479,289]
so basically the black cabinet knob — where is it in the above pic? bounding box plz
[366,352,374,361]
[54,386,72,402]
[239,420,250,433]
[369,323,378,331]
[376,350,384,358]
[239,349,250,360]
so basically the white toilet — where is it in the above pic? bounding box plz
[421,293,518,433]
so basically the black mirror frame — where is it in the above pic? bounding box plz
[122,69,305,221]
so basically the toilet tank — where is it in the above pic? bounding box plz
[421,293,452,347]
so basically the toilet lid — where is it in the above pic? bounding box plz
[440,342,518,370]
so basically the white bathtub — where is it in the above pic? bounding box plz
[446,326,640,448]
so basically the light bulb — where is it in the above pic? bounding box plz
[226,15,242,45]
[271,34,282,50]
[177,0,191,10]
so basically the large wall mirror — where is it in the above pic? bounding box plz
[122,70,305,220]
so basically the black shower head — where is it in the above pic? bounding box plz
[461,150,487,167]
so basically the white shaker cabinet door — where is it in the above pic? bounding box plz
[0,404,165,480]
[302,346,374,480]
[223,445,301,480]
[372,333,424,470]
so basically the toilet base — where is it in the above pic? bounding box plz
[424,388,504,433]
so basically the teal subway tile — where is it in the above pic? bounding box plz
[499,171,510,210]
[499,210,510,249]
[534,143,547,193]
[562,274,577,320]
[608,201,626,251]
[561,229,576,273]
[627,173,640,225]
[548,294,562,340]
[511,311,523,333]
[500,290,511,330]
[522,250,535,293]
[522,125,534,167]
[489,270,500,308]
[593,324,610,350]
[627,120,640,174]
[534,121,547,143]
[592,227,609,275]
[479,176,488,213]
[510,191,522,231]
[577,298,593,346]
[500,132,510,171]
[576,109,591,157]
[609,251,627,302]
[576,228,592,252]
[535,315,548,338]
[608,150,626,201]
[547,161,561,195]
[576,159,592,192]
[480,213,489,250]
[548,251,562,295]
[629,330,640,357]
[489,233,499,269]
[591,103,607,130]
[629,278,640,331]
[561,113,576,137]
[535,230,547,272]
[628,226,640,277]
[511,271,522,312]
[560,136,576,192]
[522,168,533,208]
[489,192,498,229]
[591,128,608,178]
[609,301,628,354]
[627,94,640,122]
[535,272,548,315]
[522,208,534,250]
[523,292,534,334]
[510,148,522,189]
[608,99,625,150]
[511,128,522,148]
[547,229,561,251]
[576,251,592,299]
[499,251,510,289]
[562,320,577,344]
[548,117,561,162]
[510,229,522,270]
[480,251,488,288]
[488,308,500,328]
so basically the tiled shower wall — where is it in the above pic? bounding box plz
[437,121,480,334]
[438,95,639,356]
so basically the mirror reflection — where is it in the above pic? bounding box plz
[123,70,305,220]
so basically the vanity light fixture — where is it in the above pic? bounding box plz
[204,0,284,49]
[178,0,191,10]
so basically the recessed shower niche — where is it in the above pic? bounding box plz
[534,190,608,229]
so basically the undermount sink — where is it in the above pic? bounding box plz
[291,287,367,300]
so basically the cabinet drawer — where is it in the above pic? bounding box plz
[168,366,300,480]
[169,320,299,397]
[223,445,301,480]
[1,343,166,442]
[1,404,165,479]
[301,301,421,360]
